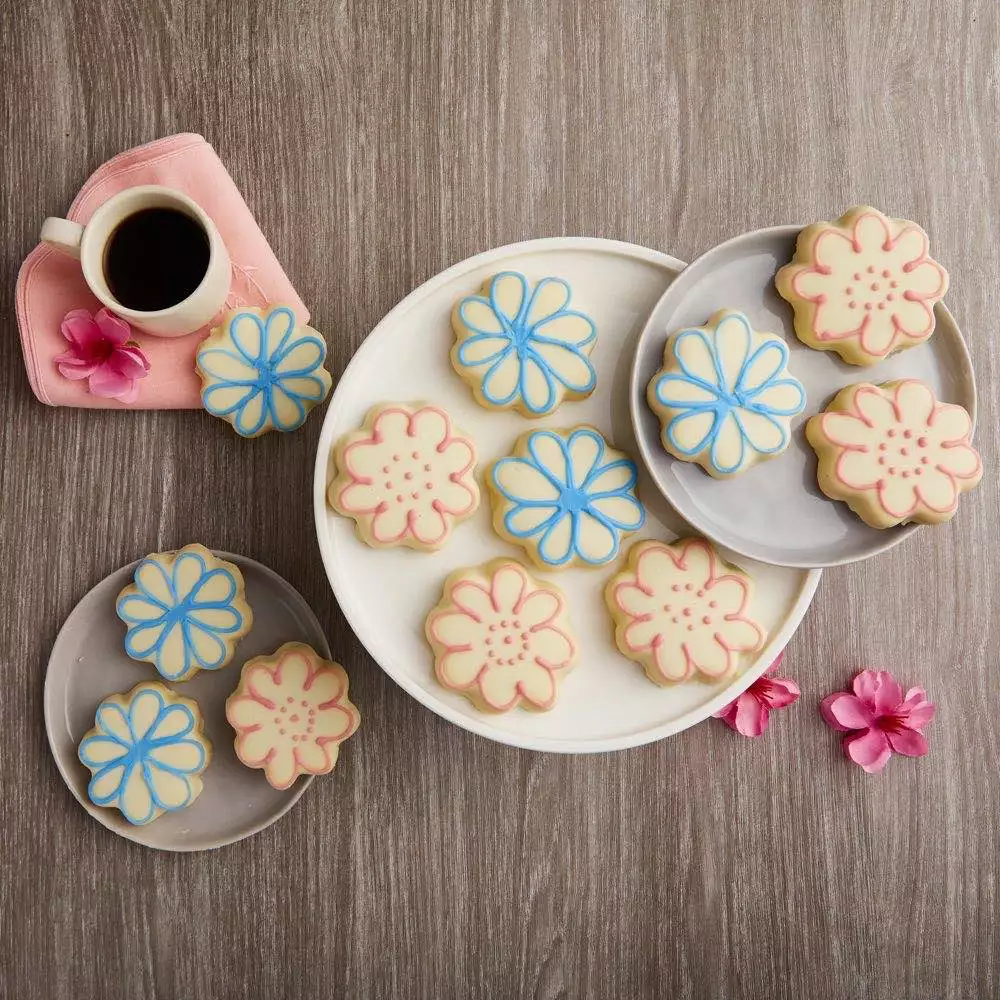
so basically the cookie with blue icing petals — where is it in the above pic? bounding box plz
[489,426,645,570]
[197,305,333,437]
[646,310,806,477]
[451,271,597,418]
[116,543,253,683]
[78,682,212,826]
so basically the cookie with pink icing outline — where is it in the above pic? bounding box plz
[328,402,480,550]
[605,537,766,685]
[226,642,360,790]
[425,559,577,712]
[775,205,949,366]
[806,379,982,529]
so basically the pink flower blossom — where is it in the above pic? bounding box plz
[820,669,935,773]
[713,651,800,737]
[54,308,150,402]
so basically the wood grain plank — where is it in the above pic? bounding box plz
[1,0,998,997]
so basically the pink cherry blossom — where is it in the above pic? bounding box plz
[820,669,935,773]
[713,651,800,737]
[54,308,150,402]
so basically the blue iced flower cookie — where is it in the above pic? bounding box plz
[646,310,806,477]
[78,682,211,826]
[451,271,597,418]
[116,543,253,683]
[489,426,645,569]
[197,305,333,437]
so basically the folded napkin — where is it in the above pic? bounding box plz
[16,133,308,408]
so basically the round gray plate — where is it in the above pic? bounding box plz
[44,552,330,851]
[629,225,978,567]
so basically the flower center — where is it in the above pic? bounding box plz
[876,424,928,479]
[380,451,435,503]
[559,487,590,514]
[274,698,318,741]
[844,264,899,312]
[661,592,717,633]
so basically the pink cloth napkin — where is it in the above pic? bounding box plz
[16,133,308,408]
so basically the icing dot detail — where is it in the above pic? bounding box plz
[702,616,712,625]
[404,472,413,480]
[709,601,717,608]
[849,301,857,309]
[917,437,928,447]
[882,269,891,278]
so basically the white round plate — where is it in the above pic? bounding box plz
[45,552,330,851]
[314,237,821,753]
[630,226,978,567]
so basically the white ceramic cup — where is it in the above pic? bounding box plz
[40,185,231,338]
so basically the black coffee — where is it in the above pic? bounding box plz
[103,207,210,311]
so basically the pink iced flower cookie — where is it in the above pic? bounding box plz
[806,379,982,529]
[328,403,480,550]
[226,643,360,790]
[425,559,577,712]
[775,205,949,366]
[605,537,766,685]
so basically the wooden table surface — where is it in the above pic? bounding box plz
[2,1,997,997]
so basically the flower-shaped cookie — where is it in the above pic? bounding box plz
[776,206,949,366]
[426,559,577,712]
[489,426,645,569]
[328,403,480,550]
[78,682,211,826]
[226,643,360,790]
[605,537,766,684]
[646,310,806,477]
[116,543,253,682]
[451,271,597,417]
[196,305,333,436]
[806,379,982,528]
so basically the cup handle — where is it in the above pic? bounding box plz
[40,217,84,259]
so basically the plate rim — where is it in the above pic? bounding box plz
[44,550,326,852]
[628,223,978,569]
[313,235,822,753]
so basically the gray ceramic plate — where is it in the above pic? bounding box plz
[44,552,330,851]
[629,225,978,567]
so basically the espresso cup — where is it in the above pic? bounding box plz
[40,185,231,338]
